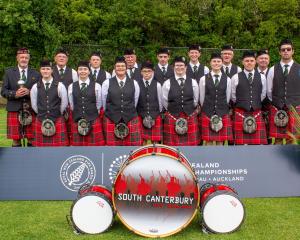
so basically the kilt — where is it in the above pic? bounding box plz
[32,116,69,147]
[233,108,267,145]
[139,115,163,142]
[65,106,72,137]
[7,111,35,140]
[200,113,233,142]
[269,105,300,139]
[163,111,200,146]
[70,116,105,146]
[103,116,142,146]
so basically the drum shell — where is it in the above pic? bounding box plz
[78,184,112,201]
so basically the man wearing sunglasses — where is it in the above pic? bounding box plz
[267,39,300,144]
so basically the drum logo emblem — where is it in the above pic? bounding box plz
[108,155,128,183]
[60,155,96,191]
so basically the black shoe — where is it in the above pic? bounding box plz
[27,142,33,147]
[12,144,22,147]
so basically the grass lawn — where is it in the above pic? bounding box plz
[0,107,12,147]
[0,198,299,240]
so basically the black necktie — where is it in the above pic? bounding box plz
[162,66,166,76]
[93,70,97,80]
[283,64,289,77]
[21,70,27,82]
[145,80,150,88]
[225,67,229,76]
[178,77,184,88]
[129,68,134,78]
[120,81,124,88]
[81,82,87,91]
[214,75,220,86]
[248,72,253,84]
[45,82,50,91]
[59,68,64,77]
[193,65,198,73]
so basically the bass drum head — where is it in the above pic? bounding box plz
[113,145,199,237]
[71,193,114,234]
[202,191,245,234]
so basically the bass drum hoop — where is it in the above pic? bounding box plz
[201,191,245,234]
[112,144,199,238]
[70,192,115,234]
[77,183,112,201]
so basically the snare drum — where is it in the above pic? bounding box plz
[70,184,114,234]
[113,144,199,237]
[200,183,245,234]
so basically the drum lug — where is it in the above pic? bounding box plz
[151,143,156,155]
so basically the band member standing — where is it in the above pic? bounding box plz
[102,56,142,146]
[267,39,300,144]
[162,56,200,146]
[154,48,174,85]
[137,61,163,145]
[199,53,233,145]
[231,51,267,145]
[89,51,111,85]
[221,45,242,78]
[30,60,69,146]
[68,61,104,146]
[186,44,209,83]
[52,48,78,88]
[1,48,40,147]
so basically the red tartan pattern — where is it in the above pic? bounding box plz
[163,111,200,146]
[103,116,142,146]
[139,115,163,142]
[70,116,105,146]
[7,111,35,140]
[269,105,300,139]
[32,117,69,146]
[65,107,72,136]
[200,113,233,142]
[233,108,267,145]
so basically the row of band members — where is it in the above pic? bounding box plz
[1,39,299,147]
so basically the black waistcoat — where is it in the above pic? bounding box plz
[37,80,61,121]
[272,62,300,109]
[154,65,175,85]
[202,73,229,117]
[167,77,195,116]
[90,68,107,85]
[186,64,205,83]
[53,66,73,88]
[105,77,137,124]
[222,64,238,78]
[137,79,160,119]
[235,71,262,111]
[72,81,98,122]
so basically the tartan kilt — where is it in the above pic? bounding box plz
[139,115,163,142]
[32,117,69,147]
[65,106,72,136]
[7,111,35,140]
[70,116,105,146]
[200,113,233,142]
[269,105,300,139]
[233,108,267,145]
[163,111,200,146]
[103,115,142,146]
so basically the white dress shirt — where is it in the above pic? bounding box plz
[68,78,102,112]
[199,72,231,106]
[158,63,169,72]
[18,66,28,79]
[142,77,163,112]
[222,63,242,74]
[267,60,294,101]
[189,62,210,75]
[162,74,199,110]
[30,78,68,114]
[56,65,78,82]
[101,76,140,110]
[90,67,111,80]
[231,70,266,103]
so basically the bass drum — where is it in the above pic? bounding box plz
[70,184,114,234]
[200,183,245,234]
[113,144,199,238]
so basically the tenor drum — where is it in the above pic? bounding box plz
[113,144,199,237]
[70,184,114,234]
[200,183,245,234]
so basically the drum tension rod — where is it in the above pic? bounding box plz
[151,143,156,155]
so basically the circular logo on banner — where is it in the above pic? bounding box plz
[109,154,128,183]
[60,155,96,191]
